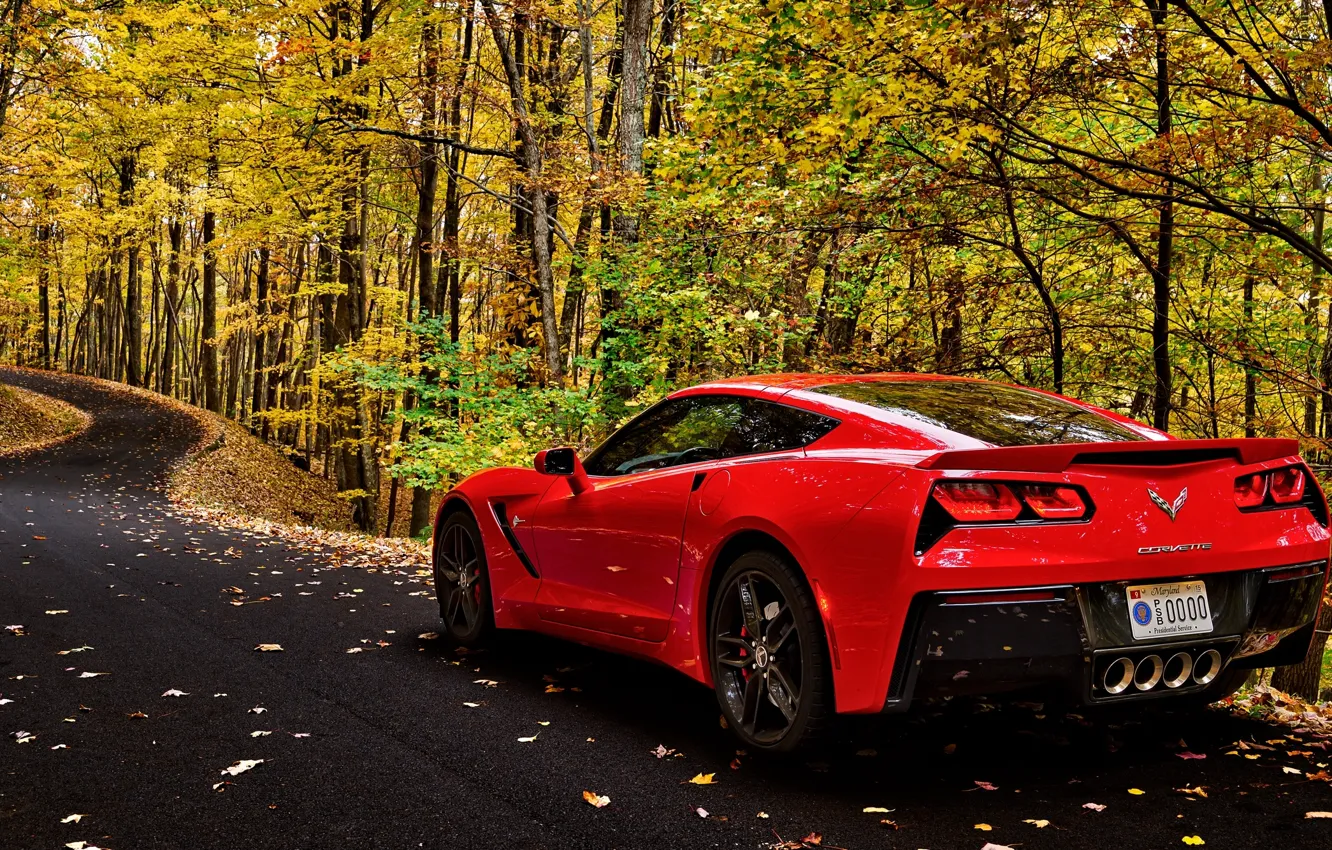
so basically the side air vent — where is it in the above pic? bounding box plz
[1070,448,1239,467]
[492,502,539,578]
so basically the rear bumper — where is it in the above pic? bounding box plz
[880,561,1327,712]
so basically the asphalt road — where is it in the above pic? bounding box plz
[2,368,1331,850]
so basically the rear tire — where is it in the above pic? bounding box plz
[708,550,832,754]
[432,510,493,647]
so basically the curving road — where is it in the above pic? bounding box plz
[2,368,1330,850]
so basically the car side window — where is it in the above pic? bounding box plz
[723,399,839,455]
[583,396,748,476]
[582,396,840,477]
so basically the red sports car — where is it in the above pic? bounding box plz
[431,374,1330,751]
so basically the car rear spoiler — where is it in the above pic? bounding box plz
[916,438,1302,473]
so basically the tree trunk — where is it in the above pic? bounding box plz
[202,143,221,413]
[120,155,142,387]
[1149,0,1173,432]
[37,219,50,369]
[1271,602,1332,700]
[613,0,651,246]
[252,245,270,433]
[481,0,561,379]
[1244,274,1257,437]
[160,217,182,397]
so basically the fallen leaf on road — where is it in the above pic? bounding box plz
[1176,786,1208,798]
[127,711,147,719]
[346,648,363,654]
[1284,766,1303,774]
[863,806,892,813]
[418,632,439,640]
[57,646,93,655]
[582,790,610,808]
[60,814,86,823]
[980,844,1016,850]
[32,535,46,540]
[1083,803,1106,812]
[1177,752,1206,760]
[77,672,107,678]
[45,610,68,615]
[254,644,283,652]
[248,707,267,714]
[943,743,956,754]
[1024,819,1050,827]
[1306,812,1332,818]
[517,733,539,743]
[474,679,498,687]
[689,773,717,785]
[462,702,481,708]
[1182,837,1205,846]
[1128,788,1145,795]
[757,812,769,818]
[161,689,188,697]
[695,807,709,818]
[975,823,993,831]
[220,759,263,776]
[975,780,998,791]
[544,684,565,693]
[250,730,271,737]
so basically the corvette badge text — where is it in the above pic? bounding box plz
[1137,542,1213,555]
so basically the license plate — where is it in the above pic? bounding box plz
[1126,581,1213,640]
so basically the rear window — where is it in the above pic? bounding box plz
[809,379,1144,446]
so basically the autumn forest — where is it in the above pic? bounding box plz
[2,0,1332,541]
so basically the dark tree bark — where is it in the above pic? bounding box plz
[202,143,221,413]
[159,217,183,397]
[1149,0,1173,431]
[36,217,50,369]
[119,155,142,387]
[251,245,270,433]
[1244,274,1257,437]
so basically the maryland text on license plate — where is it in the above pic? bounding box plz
[1126,581,1213,640]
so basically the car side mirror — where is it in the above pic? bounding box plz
[534,447,591,494]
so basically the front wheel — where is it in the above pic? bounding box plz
[708,550,831,753]
[432,511,493,646]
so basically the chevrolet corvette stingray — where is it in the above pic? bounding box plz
[431,374,1330,752]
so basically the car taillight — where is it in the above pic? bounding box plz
[1235,465,1317,513]
[1269,467,1305,504]
[931,482,1022,521]
[1016,485,1088,519]
[1233,473,1268,509]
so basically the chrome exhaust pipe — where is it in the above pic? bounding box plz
[1162,652,1193,689]
[1103,656,1134,695]
[1133,654,1164,691]
[1192,649,1222,686]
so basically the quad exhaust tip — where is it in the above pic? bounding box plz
[1100,647,1225,694]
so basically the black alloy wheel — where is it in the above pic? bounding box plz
[710,550,830,752]
[432,511,493,645]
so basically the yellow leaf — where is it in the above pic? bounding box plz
[1128,788,1145,795]
[1024,819,1050,827]
[974,823,992,831]
[863,806,892,813]
[689,773,717,785]
[1182,837,1205,846]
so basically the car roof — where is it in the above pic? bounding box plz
[686,372,993,391]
